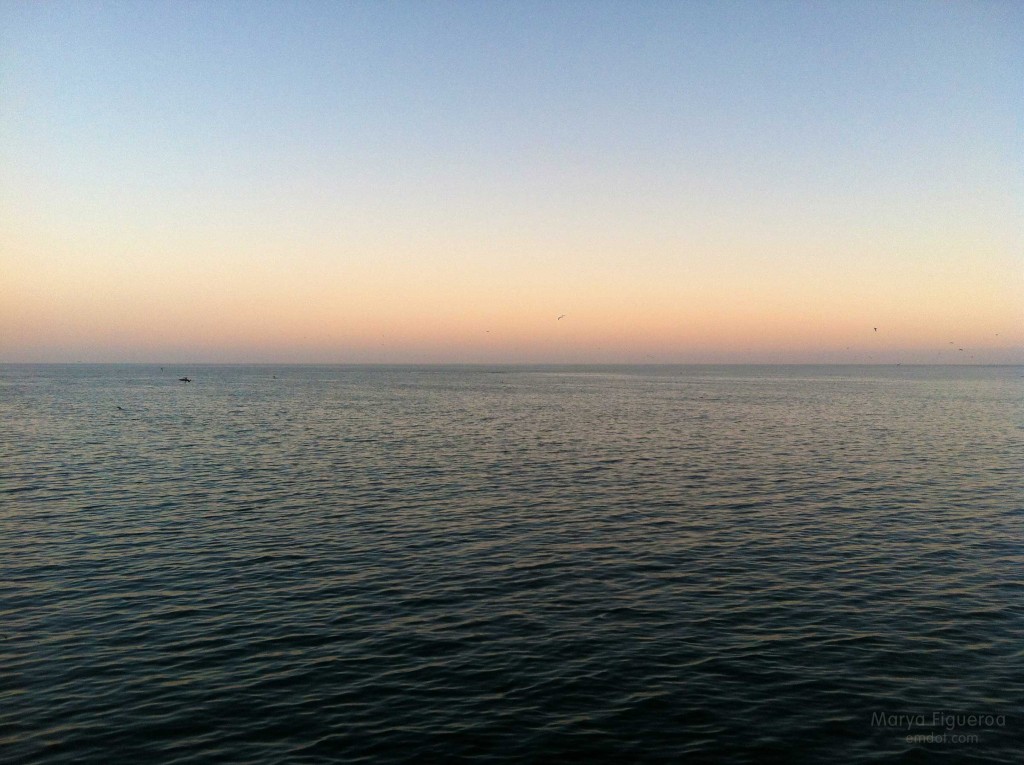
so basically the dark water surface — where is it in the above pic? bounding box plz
[2,364,1021,763]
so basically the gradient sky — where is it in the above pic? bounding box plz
[2,0,1021,363]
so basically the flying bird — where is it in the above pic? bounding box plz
[873,327,877,332]
[557,314,566,320]
[179,377,192,382]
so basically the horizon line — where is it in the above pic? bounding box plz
[3,361,1021,368]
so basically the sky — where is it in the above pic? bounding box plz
[1,0,1021,364]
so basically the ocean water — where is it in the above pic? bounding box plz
[1,364,1021,763]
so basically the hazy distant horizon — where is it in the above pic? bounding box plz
[2,354,1021,367]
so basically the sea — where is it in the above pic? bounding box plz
[1,364,1021,763]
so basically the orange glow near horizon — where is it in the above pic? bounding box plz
[4,231,1020,363]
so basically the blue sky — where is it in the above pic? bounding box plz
[2,1,1021,362]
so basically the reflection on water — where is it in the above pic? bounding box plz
[1,365,1021,763]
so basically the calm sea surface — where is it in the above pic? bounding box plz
[2,364,1021,763]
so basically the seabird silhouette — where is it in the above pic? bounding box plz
[179,377,192,382]
[557,314,566,320]
[873,327,877,332]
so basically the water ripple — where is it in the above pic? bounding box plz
[1,364,1021,763]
